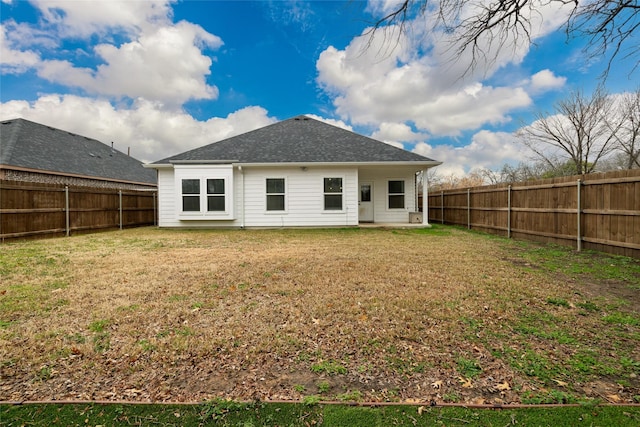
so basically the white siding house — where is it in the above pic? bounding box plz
[147,116,440,228]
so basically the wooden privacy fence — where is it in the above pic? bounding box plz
[0,181,157,241]
[427,170,640,258]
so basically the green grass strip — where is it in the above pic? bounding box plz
[2,402,639,426]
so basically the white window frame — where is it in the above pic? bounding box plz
[265,177,287,213]
[323,176,344,212]
[175,165,234,220]
[387,179,406,210]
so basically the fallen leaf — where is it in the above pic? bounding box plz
[552,379,568,387]
[471,397,486,405]
[496,381,511,391]
[458,376,473,388]
[417,406,425,415]
[431,380,443,389]
[606,394,622,403]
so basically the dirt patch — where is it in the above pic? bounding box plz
[1,227,638,404]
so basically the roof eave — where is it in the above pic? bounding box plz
[234,161,443,168]
[145,161,442,169]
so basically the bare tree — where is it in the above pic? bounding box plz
[517,88,619,175]
[368,0,639,78]
[428,169,488,190]
[491,161,553,183]
[607,88,640,169]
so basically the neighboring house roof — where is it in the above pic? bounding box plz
[1,118,157,185]
[152,115,440,166]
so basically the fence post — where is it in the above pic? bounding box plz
[467,188,471,230]
[577,179,582,252]
[65,186,70,237]
[507,185,512,239]
[119,190,123,230]
[441,191,444,224]
[153,192,157,226]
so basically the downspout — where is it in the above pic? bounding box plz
[239,165,245,228]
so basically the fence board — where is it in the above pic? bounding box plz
[428,170,640,258]
[1,180,156,241]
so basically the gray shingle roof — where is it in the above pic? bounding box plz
[154,115,439,165]
[1,118,156,185]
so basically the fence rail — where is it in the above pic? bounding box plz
[0,180,157,241]
[427,170,640,258]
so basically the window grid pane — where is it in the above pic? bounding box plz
[266,178,285,194]
[207,179,225,195]
[267,195,285,211]
[207,196,225,211]
[324,194,342,210]
[324,178,342,193]
[182,179,200,194]
[361,185,371,202]
[182,196,200,211]
[389,195,404,209]
[388,180,404,194]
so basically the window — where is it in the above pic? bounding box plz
[182,179,200,211]
[324,177,343,210]
[175,165,234,219]
[388,180,405,209]
[266,178,285,211]
[360,184,371,202]
[207,179,225,211]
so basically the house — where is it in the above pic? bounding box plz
[0,118,156,190]
[146,115,441,228]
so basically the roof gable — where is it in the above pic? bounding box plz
[1,118,156,185]
[154,115,439,165]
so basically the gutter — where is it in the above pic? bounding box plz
[145,161,443,169]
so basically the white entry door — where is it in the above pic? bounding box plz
[359,182,374,222]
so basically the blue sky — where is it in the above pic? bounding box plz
[1,0,638,177]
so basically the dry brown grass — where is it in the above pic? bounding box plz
[1,226,639,404]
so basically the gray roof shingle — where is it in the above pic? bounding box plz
[1,118,157,185]
[154,115,439,165]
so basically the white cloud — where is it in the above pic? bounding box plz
[413,130,526,177]
[0,24,41,73]
[0,95,276,162]
[529,69,566,93]
[371,122,428,148]
[30,0,173,37]
[87,21,221,106]
[3,1,222,106]
[304,114,353,131]
[317,29,533,136]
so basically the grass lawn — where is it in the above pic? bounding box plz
[1,225,639,406]
[2,401,640,426]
